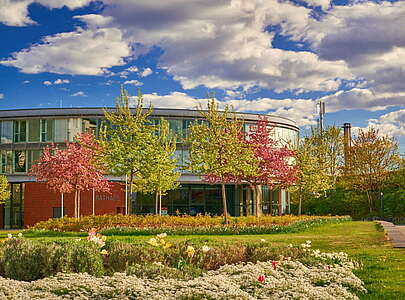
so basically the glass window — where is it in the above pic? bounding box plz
[14,150,26,173]
[1,150,12,174]
[27,150,41,171]
[1,121,13,144]
[28,119,40,142]
[41,119,54,142]
[68,118,81,141]
[14,120,26,142]
[173,149,183,167]
[168,119,182,142]
[54,119,68,142]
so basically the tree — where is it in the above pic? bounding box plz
[186,98,257,223]
[0,175,10,203]
[342,127,401,214]
[99,88,158,214]
[29,132,110,218]
[308,125,344,186]
[243,118,298,217]
[145,119,180,215]
[294,136,332,215]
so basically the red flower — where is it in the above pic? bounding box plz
[271,260,278,270]
[258,275,266,283]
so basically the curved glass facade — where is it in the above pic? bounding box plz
[0,108,299,225]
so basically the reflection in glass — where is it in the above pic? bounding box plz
[28,119,40,142]
[55,119,68,142]
[1,121,13,144]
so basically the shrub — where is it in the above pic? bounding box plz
[1,238,59,281]
[53,240,104,276]
[126,263,191,280]
[29,214,351,233]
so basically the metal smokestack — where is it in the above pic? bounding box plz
[343,123,352,169]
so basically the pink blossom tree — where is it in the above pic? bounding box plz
[29,132,110,219]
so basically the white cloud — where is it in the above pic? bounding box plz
[99,0,351,92]
[0,93,4,99]
[1,27,131,75]
[367,109,405,137]
[140,67,152,77]
[70,91,87,97]
[23,80,30,84]
[0,0,93,26]
[126,66,138,73]
[43,79,70,85]
[54,79,70,84]
[124,80,143,86]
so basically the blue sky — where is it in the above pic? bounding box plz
[0,0,404,153]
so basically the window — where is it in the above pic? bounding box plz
[27,150,41,171]
[54,119,68,142]
[28,119,40,142]
[1,150,12,173]
[14,150,26,173]
[53,207,65,218]
[1,121,13,144]
[82,118,98,137]
[168,119,183,142]
[14,120,26,142]
[41,119,54,142]
[68,118,81,141]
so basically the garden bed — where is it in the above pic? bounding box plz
[28,215,351,236]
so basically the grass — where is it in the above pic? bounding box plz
[4,221,405,299]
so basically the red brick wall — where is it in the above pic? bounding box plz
[24,182,125,228]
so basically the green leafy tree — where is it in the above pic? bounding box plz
[0,175,10,203]
[294,136,332,215]
[145,119,180,215]
[99,88,158,214]
[186,98,257,223]
[342,127,401,214]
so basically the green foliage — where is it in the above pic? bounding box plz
[1,238,58,281]
[0,175,10,203]
[186,98,257,222]
[0,238,104,281]
[28,214,350,233]
[99,88,159,212]
[53,240,104,276]
[126,263,192,280]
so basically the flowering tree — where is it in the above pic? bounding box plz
[243,118,298,216]
[29,132,110,219]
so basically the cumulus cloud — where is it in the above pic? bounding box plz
[23,80,30,84]
[0,0,93,26]
[70,91,87,97]
[367,109,405,137]
[0,93,4,99]
[1,27,131,75]
[140,67,153,77]
[124,80,143,86]
[98,0,351,92]
[43,79,70,85]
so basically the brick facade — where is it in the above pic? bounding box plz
[24,182,126,227]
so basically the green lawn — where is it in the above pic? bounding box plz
[4,221,405,299]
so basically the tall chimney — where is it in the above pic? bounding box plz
[343,123,352,169]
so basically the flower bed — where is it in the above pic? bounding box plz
[0,259,365,299]
[28,214,351,235]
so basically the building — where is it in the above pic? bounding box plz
[0,108,299,228]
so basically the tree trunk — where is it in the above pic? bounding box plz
[159,190,162,216]
[278,190,282,216]
[251,185,256,216]
[155,192,159,215]
[238,185,243,216]
[77,190,81,219]
[365,190,373,213]
[74,188,78,219]
[298,193,302,216]
[221,183,228,224]
[255,185,262,217]
[246,186,251,216]
[128,171,133,214]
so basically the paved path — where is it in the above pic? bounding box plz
[377,221,405,248]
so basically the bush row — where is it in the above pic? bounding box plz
[28,214,351,234]
[0,235,353,282]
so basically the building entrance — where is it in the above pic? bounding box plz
[3,183,24,229]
